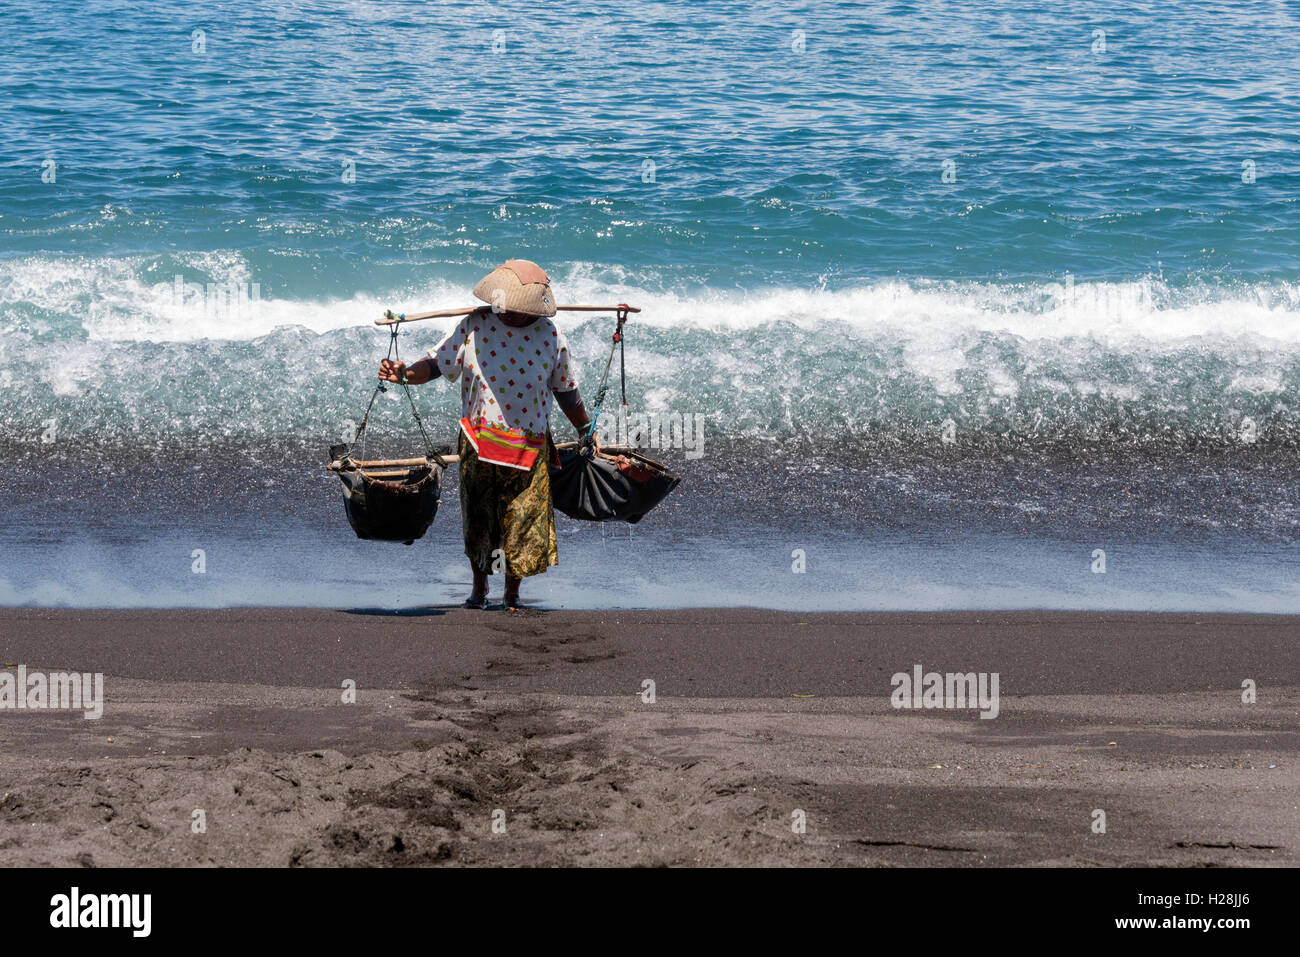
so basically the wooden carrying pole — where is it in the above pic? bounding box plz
[327,455,459,473]
[339,468,433,478]
[328,446,644,472]
[375,304,640,326]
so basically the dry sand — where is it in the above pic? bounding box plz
[0,608,1296,866]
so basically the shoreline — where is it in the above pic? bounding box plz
[3,607,1297,693]
[7,599,1300,614]
[2,608,1296,866]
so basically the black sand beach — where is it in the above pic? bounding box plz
[1,608,1295,866]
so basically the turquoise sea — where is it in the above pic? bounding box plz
[2,0,1299,609]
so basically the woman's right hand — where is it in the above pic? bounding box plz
[379,358,431,384]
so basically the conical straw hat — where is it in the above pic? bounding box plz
[472,259,556,317]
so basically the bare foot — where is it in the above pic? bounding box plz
[466,565,489,608]
[503,574,523,611]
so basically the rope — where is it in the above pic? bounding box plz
[583,305,630,454]
[347,320,446,469]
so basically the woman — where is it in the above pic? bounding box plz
[378,260,596,610]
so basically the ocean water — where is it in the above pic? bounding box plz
[2,0,1299,609]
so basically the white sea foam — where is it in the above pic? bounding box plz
[5,254,1300,349]
[5,536,1300,613]
[5,257,1300,416]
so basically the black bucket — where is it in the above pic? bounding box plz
[334,460,442,545]
[549,444,679,524]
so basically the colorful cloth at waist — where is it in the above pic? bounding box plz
[459,417,547,471]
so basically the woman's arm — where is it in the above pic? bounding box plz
[554,388,600,451]
[378,357,440,385]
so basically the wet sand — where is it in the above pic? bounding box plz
[0,608,1296,866]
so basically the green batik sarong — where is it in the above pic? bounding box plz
[458,433,558,578]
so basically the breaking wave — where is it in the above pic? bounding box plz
[2,254,1299,451]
